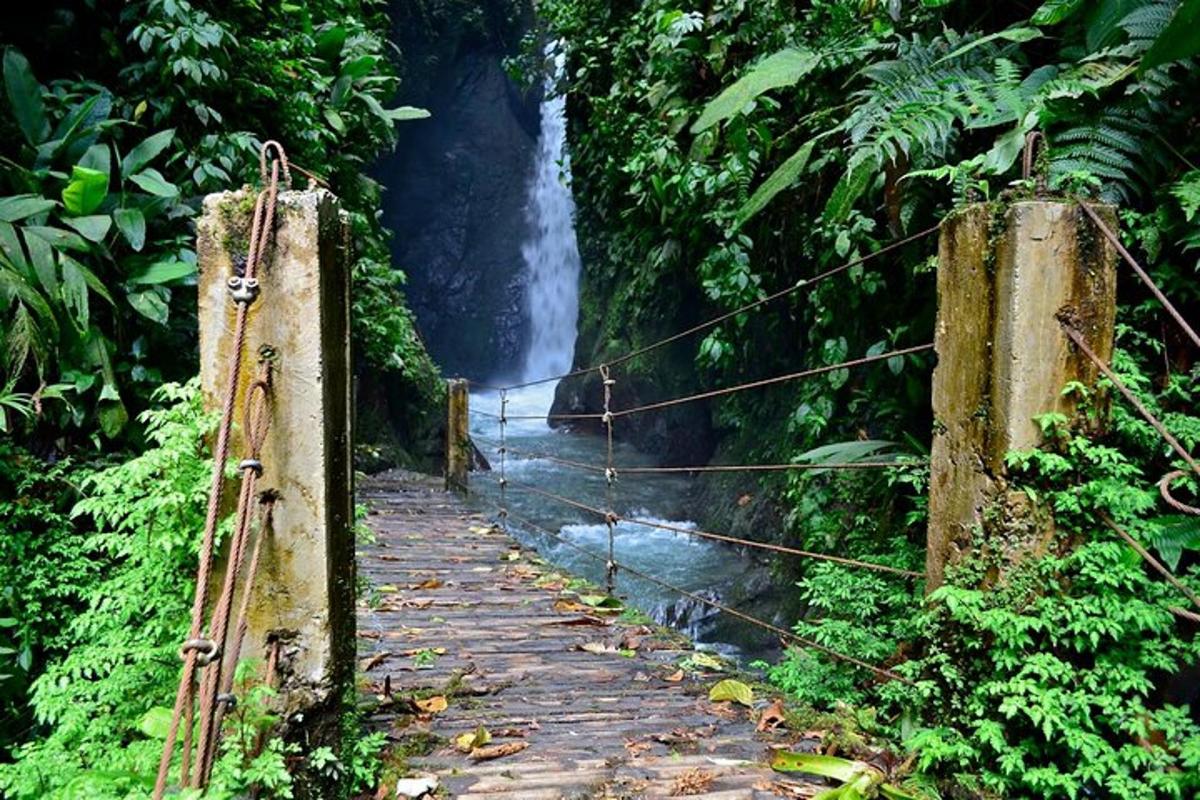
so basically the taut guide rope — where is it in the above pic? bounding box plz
[496,506,911,684]
[154,140,290,798]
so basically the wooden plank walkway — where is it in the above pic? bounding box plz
[357,473,821,799]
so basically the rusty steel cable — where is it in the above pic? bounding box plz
[1159,470,1200,516]
[502,477,921,578]
[154,143,288,799]
[194,360,274,784]
[211,491,278,744]
[474,436,926,476]
[1076,199,1200,350]
[495,225,940,393]
[1099,513,1200,613]
[496,505,911,684]
[1059,319,1200,482]
[612,343,933,419]
[499,389,509,529]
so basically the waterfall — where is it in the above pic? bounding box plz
[519,49,582,383]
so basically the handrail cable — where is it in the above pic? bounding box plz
[1076,199,1200,350]
[471,437,926,476]
[496,505,912,684]
[502,476,921,578]
[470,343,934,422]
[1059,318,1200,482]
[493,225,940,392]
[611,343,933,419]
[1099,513,1200,613]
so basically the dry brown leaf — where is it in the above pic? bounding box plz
[757,698,788,732]
[553,599,590,613]
[356,630,382,640]
[358,651,391,672]
[547,616,610,627]
[469,741,529,761]
[663,669,685,683]
[623,738,653,758]
[577,642,618,655]
[413,578,443,590]
[670,768,716,796]
[413,695,448,714]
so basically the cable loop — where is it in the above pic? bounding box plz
[180,639,220,666]
[1159,470,1200,516]
[1022,130,1048,197]
[259,140,292,187]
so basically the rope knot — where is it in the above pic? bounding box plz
[601,411,613,426]
[605,511,619,526]
[605,467,617,485]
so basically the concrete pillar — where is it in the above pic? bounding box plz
[927,201,1117,590]
[446,378,469,493]
[196,189,355,706]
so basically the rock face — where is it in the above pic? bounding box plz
[376,48,540,379]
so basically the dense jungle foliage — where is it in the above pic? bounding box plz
[536,0,1200,796]
[0,0,439,795]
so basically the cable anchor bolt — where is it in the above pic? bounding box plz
[227,276,261,305]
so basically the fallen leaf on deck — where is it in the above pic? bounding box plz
[357,630,382,640]
[554,599,591,613]
[684,653,725,672]
[413,578,443,590]
[663,669,685,682]
[377,584,400,593]
[471,566,494,573]
[468,526,491,534]
[578,642,618,655]
[670,768,716,796]
[358,651,390,672]
[453,725,491,753]
[492,727,528,738]
[413,695,448,714]
[620,633,644,650]
[469,741,529,761]
[757,698,788,732]
[624,737,653,757]
[577,594,623,611]
[709,679,754,707]
[548,616,610,627]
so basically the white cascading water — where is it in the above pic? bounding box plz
[519,49,581,384]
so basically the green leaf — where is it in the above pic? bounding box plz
[359,93,430,124]
[342,55,380,79]
[121,129,175,178]
[0,194,56,222]
[23,229,56,293]
[139,707,174,740]
[0,221,30,274]
[935,27,1043,65]
[823,160,875,224]
[23,225,89,252]
[771,752,875,782]
[324,108,346,134]
[708,678,753,706]
[128,287,170,324]
[60,255,90,330]
[97,381,127,438]
[735,140,815,228]
[62,166,109,216]
[691,48,820,133]
[3,49,48,145]
[62,254,113,305]
[1031,0,1086,25]
[1141,0,1200,70]
[113,207,146,251]
[62,215,112,243]
[79,142,112,179]
[128,261,196,285]
[316,26,348,60]
[129,168,178,198]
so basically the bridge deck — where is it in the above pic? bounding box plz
[357,473,819,799]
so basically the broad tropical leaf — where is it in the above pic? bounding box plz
[692,48,820,133]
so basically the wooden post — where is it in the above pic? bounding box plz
[927,201,1118,590]
[196,189,356,707]
[446,378,469,492]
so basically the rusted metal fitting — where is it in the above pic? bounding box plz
[180,638,221,666]
[216,692,238,710]
[498,478,508,488]
[605,511,619,526]
[239,458,264,476]
[605,467,617,485]
[227,275,261,305]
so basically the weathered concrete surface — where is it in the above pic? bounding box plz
[445,378,469,492]
[927,201,1117,590]
[358,473,822,799]
[196,189,356,703]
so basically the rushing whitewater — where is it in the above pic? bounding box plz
[520,49,582,383]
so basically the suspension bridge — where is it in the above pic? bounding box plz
[151,141,1200,798]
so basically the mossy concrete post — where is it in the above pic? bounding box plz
[446,378,469,493]
[927,201,1118,591]
[196,188,355,712]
